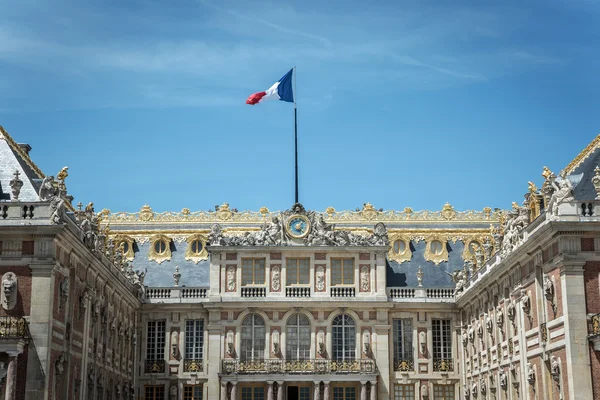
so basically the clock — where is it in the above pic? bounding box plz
[285,215,311,239]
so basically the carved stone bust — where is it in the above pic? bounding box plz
[1,272,17,310]
[499,371,507,390]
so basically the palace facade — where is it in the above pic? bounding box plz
[0,124,599,400]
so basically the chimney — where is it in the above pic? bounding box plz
[18,144,31,155]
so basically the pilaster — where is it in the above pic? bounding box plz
[207,323,224,399]
[559,260,593,400]
[374,324,390,400]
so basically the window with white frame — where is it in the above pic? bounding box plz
[242,258,266,285]
[393,319,413,361]
[432,319,452,360]
[332,314,356,361]
[286,313,311,360]
[185,319,204,361]
[241,314,265,361]
[286,258,310,285]
[146,320,166,360]
[331,259,354,285]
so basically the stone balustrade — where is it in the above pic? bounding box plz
[221,358,377,375]
[387,287,455,302]
[330,287,355,297]
[144,287,209,303]
[241,286,266,298]
[285,286,311,297]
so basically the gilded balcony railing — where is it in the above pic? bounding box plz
[183,359,203,372]
[433,358,454,372]
[221,358,377,375]
[393,358,414,372]
[590,313,600,336]
[0,316,28,338]
[144,359,165,374]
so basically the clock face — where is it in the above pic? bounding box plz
[286,215,311,238]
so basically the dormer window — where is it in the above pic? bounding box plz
[154,240,167,255]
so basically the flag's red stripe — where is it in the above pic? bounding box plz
[246,91,267,105]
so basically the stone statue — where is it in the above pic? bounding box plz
[551,356,560,381]
[471,383,477,397]
[480,379,486,395]
[226,330,235,356]
[507,302,515,322]
[592,166,600,200]
[370,222,389,246]
[226,266,236,292]
[543,275,554,301]
[499,371,507,390]
[547,175,575,220]
[9,170,23,201]
[272,330,280,355]
[55,353,66,375]
[496,309,504,329]
[317,330,326,356]
[363,330,371,356]
[521,291,530,314]
[173,266,181,287]
[60,277,70,300]
[416,266,424,287]
[462,329,468,347]
[526,362,535,385]
[468,325,475,343]
[463,384,470,399]
[360,266,370,292]
[171,331,179,357]
[39,176,66,224]
[208,224,225,246]
[271,265,281,291]
[315,266,325,291]
[485,314,493,333]
[2,273,17,309]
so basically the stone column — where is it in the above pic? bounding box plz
[560,261,594,400]
[230,382,238,400]
[370,381,377,400]
[361,381,368,400]
[323,382,330,400]
[267,381,274,400]
[374,324,391,400]
[220,382,228,400]
[313,381,321,400]
[207,319,224,399]
[5,355,17,400]
[276,381,284,400]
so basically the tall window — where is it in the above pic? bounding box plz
[332,314,356,361]
[394,384,415,400]
[333,387,356,400]
[331,259,354,285]
[287,258,310,285]
[241,387,265,400]
[242,259,266,285]
[432,384,454,399]
[145,386,164,400]
[393,319,413,361]
[241,314,265,361]
[184,385,203,400]
[432,319,452,360]
[185,320,204,360]
[286,314,311,360]
[146,320,166,360]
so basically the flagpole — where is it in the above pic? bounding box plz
[294,66,298,204]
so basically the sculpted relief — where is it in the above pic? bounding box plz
[1,273,17,310]
[315,266,325,292]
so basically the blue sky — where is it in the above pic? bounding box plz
[1,0,599,213]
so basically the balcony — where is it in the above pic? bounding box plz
[144,287,209,303]
[432,358,454,372]
[393,358,414,372]
[144,359,165,374]
[183,358,203,372]
[0,317,28,338]
[286,286,311,298]
[588,313,600,350]
[387,287,455,302]
[330,287,355,297]
[221,358,377,375]
[241,287,266,298]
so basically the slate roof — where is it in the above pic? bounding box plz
[0,126,44,202]
[566,135,600,200]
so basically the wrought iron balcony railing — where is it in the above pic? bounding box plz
[184,359,203,372]
[393,358,414,372]
[0,316,28,339]
[221,358,377,375]
[144,359,166,374]
[433,358,454,372]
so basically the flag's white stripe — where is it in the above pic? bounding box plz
[259,81,281,103]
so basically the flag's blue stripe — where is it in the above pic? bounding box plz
[277,68,294,103]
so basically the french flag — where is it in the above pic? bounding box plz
[246,68,294,105]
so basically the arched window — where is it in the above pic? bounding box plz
[286,314,311,360]
[241,314,265,361]
[332,314,356,361]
